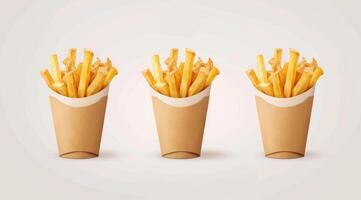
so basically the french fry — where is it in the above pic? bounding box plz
[270,72,284,98]
[63,71,77,98]
[52,82,68,96]
[66,48,77,72]
[40,69,55,90]
[166,72,179,98]
[259,82,274,96]
[180,49,195,97]
[246,69,262,91]
[170,48,178,68]
[309,67,324,88]
[165,57,176,72]
[274,48,282,71]
[205,66,219,87]
[104,67,118,87]
[284,49,299,97]
[86,71,106,96]
[188,68,208,96]
[142,69,156,89]
[292,68,313,96]
[50,54,62,82]
[257,54,268,83]
[152,54,164,83]
[175,62,184,89]
[154,82,170,96]
[310,58,318,70]
[78,49,94,97]
[280,62,288,87]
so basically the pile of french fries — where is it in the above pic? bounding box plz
[246,48,324,98]
[41,49,118,98]
[142,48,220,98]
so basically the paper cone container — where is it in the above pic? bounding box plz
[49,86,109,159]
[255,86,315,159]
[151,87,211,159]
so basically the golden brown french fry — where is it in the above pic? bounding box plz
[166,72,179,98]
[152,54,164,83]
[175,62,184,89]
[154,82,170,96]
[310,58,318,70]
[50,54,62,82]
[246,69,262,91]
[170,48,178,67]
[180,49,195,97]
[40,69,55,89]
[257,54,268,83]
[165,57,176,72]
[274,48,282,71]
[292,68,313,96]
[104,67,118,87]
[142,69,156,89]
[284,49,299,97]
[205,66,219,87]
[86,71,106,96]
[280,62,288,87]
[52,82,68,96]
[270,72,283,98]
[66,48,77,71]
[63,71,77,98]
[78,49,94,97]
[259,82,274,96]
[188,68,207,96]
[309,67,324,88]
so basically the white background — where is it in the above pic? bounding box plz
[1,0,360,199]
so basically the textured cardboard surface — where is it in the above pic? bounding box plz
[152,96,210,159]
[255,96,314,159]
[49,96,108,159]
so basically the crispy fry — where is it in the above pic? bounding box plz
[66,48,77,72]
[274,48,282,71]
[175,62,184,89]
[309,67,324,88]
[257,54,268,83]
[180,49,195,97]
[50,54,62,82]
[166,72,179,97]
[284,49,299,97]
[78,49,94,97]
[259,82,274,96]
[40,69,55,90]
[310,58,318,70]
[86,71,106,96]
[205,66,219,87]
[154,82,170,96]
[246,69,262,91]
[104,67,118,87]
[142,69,156,89]
[292,68,313,96]
[270,72,283,98]
[63,71,77,98]
[188,68,207,96]
[170,48,178,68]
[52,82,67,96]
[152,54,164,83]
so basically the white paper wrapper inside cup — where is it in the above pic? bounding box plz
[48,86,109,159]
[254,86,315,159]
[151,87,211,159]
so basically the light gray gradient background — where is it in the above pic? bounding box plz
[1,0,360,199]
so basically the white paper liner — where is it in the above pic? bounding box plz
[48,86,109,108]
[150,86,211,107]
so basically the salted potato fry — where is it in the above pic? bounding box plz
[50,54,62,82]
[257,54,268,83]
[310,58,318,70]
[284,49,299,97]
[246,69,262,91]
[78,49,94,97]
[309,67,324,88]
[170,48,178,68]
[259,82,274,96]
[188,68,207,96]
[166,72,179,97]
[180,49,195,97]
[63,71,77,98]
[152,54,164,83]
[270,72,283,98]
[142,69,156,89]
[64,48,76,72]
[52,82,67,96]
[154,82,170,96]
[175,62,184,89]
[274,48,282,71]
[86,71,106,96]
[205,66,219,87]
[292,68,313,96]
[104,67,118,87]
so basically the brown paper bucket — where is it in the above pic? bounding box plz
[151,87,211,159]
[254,86,315,159]
[49,86,109,159]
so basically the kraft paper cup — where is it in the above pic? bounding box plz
[49,86,109,159]
[254,86,315,159]
[151,87,211,159]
